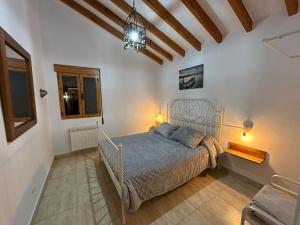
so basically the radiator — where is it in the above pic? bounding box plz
[69,126,97,152]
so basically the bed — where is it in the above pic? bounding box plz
[97,99,224,224]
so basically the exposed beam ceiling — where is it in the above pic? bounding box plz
[284,0,298,16]
[111,0,185,57]
[181,0,222,43]
[142,0,202,51]
[227,0,253,32]
[59,0,163,65]
[84,0,172,61]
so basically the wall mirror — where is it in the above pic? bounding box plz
[0,27,37,142]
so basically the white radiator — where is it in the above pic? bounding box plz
[69,126,97,152]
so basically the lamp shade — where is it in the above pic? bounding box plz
[243,120,254,132]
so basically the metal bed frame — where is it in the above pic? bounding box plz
[96,98,224,224]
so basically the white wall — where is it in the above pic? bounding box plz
[157,11,300,184]
[0,1,53,225]
[38,0,161,155]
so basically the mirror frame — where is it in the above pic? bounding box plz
[0,27,37,142]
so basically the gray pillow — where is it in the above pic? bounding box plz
[170,127,204,149]
[153,122,177,138]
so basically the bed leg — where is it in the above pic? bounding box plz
[240,207,247,225]
[121,200,126,225]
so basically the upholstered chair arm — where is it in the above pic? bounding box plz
[271,175,300,197]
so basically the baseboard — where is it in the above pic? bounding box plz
[27,156,55,225]
[54,147,97,159]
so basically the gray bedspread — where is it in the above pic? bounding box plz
[103,132,215,211]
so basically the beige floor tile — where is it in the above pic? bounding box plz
[161,212,181,225]
[33,195,57,223]
[76,162,87,174]
[33,215,57,225]
[43,175,76,197]
[160,200,195,225]
[174,200,196,217]
[32,151,261,225]
[177,210,211,225]
[77,171,88,186]
[48,164,76,180]
[76,202,95,225]
[186,187,217,209]
[77,182,90,205]
[219,186,252,211]
[149,216,170,225]
[196,197,241,225]
[55,207,77,225]
[56,188,77,213]
[53,156,76,167]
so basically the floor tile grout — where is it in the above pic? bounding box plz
[32,151,261,225]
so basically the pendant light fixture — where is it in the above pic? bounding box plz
[123,0,146,52]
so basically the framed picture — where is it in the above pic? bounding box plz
[179,64,203,90]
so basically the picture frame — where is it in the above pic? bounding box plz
[0,27,37,142]
[179,64,204,90]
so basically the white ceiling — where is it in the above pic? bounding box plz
[76,0,298,59]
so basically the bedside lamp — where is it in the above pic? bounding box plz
[242,119,254,141]
[155,113,163,126]
[223,119,254,141]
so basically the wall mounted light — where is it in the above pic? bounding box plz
[40,89,48,98]
[155,112,163,126]
[243,119,254,132]
[223,119,254,141]
[241,119,254,141]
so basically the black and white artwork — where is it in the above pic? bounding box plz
[179,64,203,90]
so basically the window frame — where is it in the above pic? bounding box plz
[54,64,102,120]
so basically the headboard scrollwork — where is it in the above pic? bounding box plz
[168,99,224,141]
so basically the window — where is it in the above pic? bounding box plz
[54,64,102,119]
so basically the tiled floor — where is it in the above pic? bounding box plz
[31,152,98,225]
[32,150,262,225]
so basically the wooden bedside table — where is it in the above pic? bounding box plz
[149,126,155,132]
[225,142,266,164]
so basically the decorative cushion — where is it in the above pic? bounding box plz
[169,127,204,149]
[153,122,177,138]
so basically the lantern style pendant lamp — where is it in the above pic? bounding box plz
[123,0,146,51]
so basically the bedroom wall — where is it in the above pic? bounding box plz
[157,11,300,184]
[38,0,161,155]
[0,0,54,225]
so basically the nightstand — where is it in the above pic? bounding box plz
[149,126,155,132]
[225,142,266,164]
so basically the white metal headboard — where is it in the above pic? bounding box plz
[168,99,224,141]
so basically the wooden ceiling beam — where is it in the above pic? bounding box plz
[181,0,222,43]
[59,0,163,65]
[227,0,253,32]
[111,0,185,57]
[142,0,202,50]
[284,0,298,16]
[83,0,172,61]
